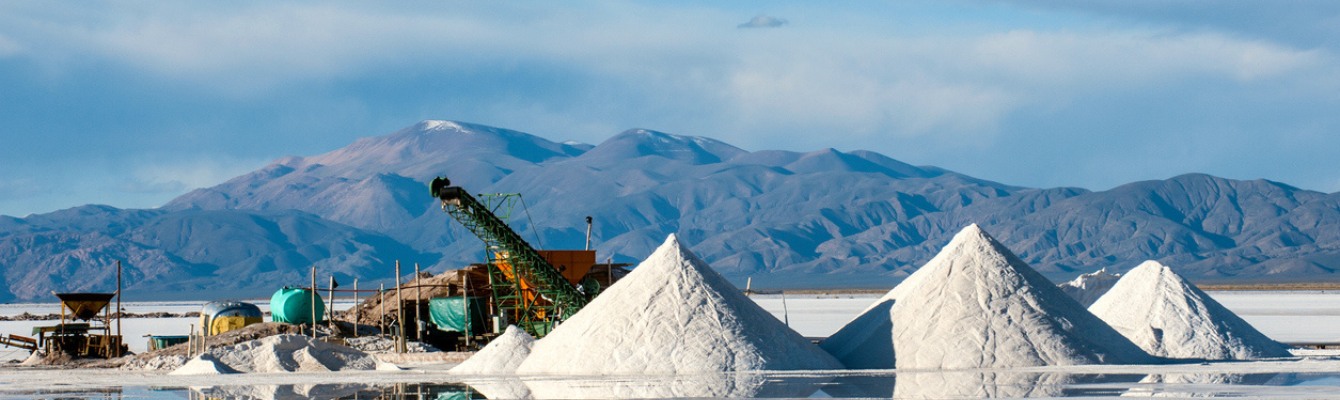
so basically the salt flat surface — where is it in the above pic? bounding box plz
[6,356,1340,399]
[742,294,877,337]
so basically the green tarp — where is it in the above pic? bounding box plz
[430,297,487,335]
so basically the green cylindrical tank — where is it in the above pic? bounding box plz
[270,287,325,324]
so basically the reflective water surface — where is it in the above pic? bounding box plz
[6,371,1340,399]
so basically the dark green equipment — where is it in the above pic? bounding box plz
[430,176,588,337]
[429,297,488,336]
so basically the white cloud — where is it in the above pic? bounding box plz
[738,14,788,29]
[3,1,1338,156]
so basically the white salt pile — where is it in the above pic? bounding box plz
[169,353,239,375]
[516,234,843,374]
[1058,268,1123,308]
[174,334,378,373]
[18,352,44,366]
[818,299,895,369]
[449,325,535,374]
[823,224,1152,370]
[1089,260,1292,360]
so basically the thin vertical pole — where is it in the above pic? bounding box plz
[395,261,405,353]
[116,261,122,341]
[379,283,386,336]
[328,276,336,333]
[353,279,359,339]
[414,263,422,342]
[310,267,317,338]
[463,270,471,348]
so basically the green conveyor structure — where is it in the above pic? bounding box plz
[430,176,588,337]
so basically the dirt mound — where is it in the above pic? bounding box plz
[344,267,490,327]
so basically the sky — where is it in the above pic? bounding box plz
[1,0,1339,217]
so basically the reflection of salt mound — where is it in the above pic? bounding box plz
[523,373,827,399]
[463,379,534,400]
[893,371,1075,399]
[170,353,240,375]
[450,325,535,374]
[517,234,842,374]
[1059,268,1123,307]
[888,224,1150,369]
[1121,372,1280,397]
[1090,261,1292,360]
[193,383,376,400]
[201,334,378,373]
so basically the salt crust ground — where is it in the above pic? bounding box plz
[1058,268,1123,308]
[4,354,1340,398]
[1090,260,1293,360]
[516,234,842,374]
[822,224,1152,370]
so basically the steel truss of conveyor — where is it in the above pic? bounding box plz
[431,179,587,337]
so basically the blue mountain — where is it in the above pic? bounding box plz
[2,120,1339,301]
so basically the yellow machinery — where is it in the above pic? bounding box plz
[199,300,264,335]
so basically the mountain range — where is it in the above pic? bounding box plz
[3,120,1339,301]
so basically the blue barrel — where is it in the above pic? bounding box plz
[270,287,325,324]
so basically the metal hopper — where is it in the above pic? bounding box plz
[55,293,116,321]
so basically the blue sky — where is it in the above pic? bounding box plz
[2,1,1339,217]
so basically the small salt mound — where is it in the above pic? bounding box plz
[450,325,535,374]
[19,352,44,366]
[170,353,239,375]
[1089,260,1292,360]
[203,334,378,373]
[516,234,843,374]
[890,224,1151,369]
[1059,268,1123,308]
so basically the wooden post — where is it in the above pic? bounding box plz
[396,261,405,353]
[379,283,386,336]
[328,276,336,333]
[414,263,422,342]
[353,278,359,339]
[116,260,122,346]
[310,266,317,338]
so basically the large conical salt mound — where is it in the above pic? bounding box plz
[1058,268,1123,308]
[888,224,1152,369]
[449,325,535,374]
[1088,260,1292,360]
[820,237,950,369]
[515,234,843,374]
